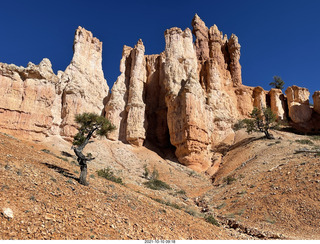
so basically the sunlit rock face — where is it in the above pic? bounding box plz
[285,85,312,123]
[0,59,59,141]
[269,88,287,121]
[312,91,320,115]
[0,26,109,142]
[59,26,109,141]
[1,17,319,174]
[104,15,254,173]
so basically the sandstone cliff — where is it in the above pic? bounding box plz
[104,15,320,174]
[59,26,109,140]
[0,16,319,175]
[0,26,109,141]
[104,15,256,173]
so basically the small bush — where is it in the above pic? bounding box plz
[56,156,69,162]
[97,167,124,185]
[167,202,181,210]
[223,176,236,185]
[29,195,36,201]
[204,214,220,227]
[151,167,159,180]
[216,202,226,209]
[153,198,181,209]
[142,164,150,179]
[185,208,198,217]
[144,179,171,190]
[309,135,320,141]
[41,149,51,154]
[295,139,314,145]
[176,189,186,195]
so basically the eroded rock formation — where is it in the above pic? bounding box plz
[0,16,319,175]
[313,91,320,115]
[0,26,109,141]
[59,27,109,140]
[105,15,253,173]
[269,88,287,120]
[285,85,312,123]
[0,59,60,141]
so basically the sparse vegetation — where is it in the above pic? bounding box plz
[234,107,278,139]
[41,149,51,154]
[144,178,171,190]
[72,112,115,185]
[29,195,36,201]
[142,164,150,179]
[236,208,245,216]
[268,140,281,146]
[216,202,226,209]
[176,189,186,195]
[295,139,314,145]
[269,76,285,90]
[309,135,320,141]
[152,198,181,210]
[265,216,276,224]
[143,167,171,190]
[97,167,124,185]
[50,177,57,182]
[56,156,69,162]
[204,214,220,227]
[223,176,237,185]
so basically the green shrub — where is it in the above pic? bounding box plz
[216,202,226,209]
[56,156,69,162]
[309,135,320,141]
[176,189,186,195]
[153,198,181,210]
[185,208,198,217]
[204,214,220,227]
[223,176,236,185]
[144,179,171,190]
[41,149,51,154]
[142,164,150,179]
[295,139,314,145]
[97,167,124,185]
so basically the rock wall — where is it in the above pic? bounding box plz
[0,16,319,174]
[285,85,312,123]
[104,15,256,173]
[104,15,320,173]
[0,26,109,142]
[0,59,59,141]
[59,27,109,140]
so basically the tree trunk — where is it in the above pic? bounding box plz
[73,127,98,186]
[264,130,274,139]
[79,161,88,186]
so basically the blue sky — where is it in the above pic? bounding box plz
[1,0,319,101]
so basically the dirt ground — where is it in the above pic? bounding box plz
[0,129,319,240]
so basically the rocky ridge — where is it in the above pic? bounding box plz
[0,15,320,174]
[0,26,109,142]
[104,15,320,173]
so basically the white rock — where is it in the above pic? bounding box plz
[2,207,13,219]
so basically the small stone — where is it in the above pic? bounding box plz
[44,213,56,221]
[76,210,84,215]
[2,208,13,219]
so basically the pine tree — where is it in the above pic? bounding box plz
[72,113,115,185]
[269,76,285,90]
[234,107,277,139]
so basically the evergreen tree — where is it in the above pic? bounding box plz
[72,113,115,185]
[269,76,285,90]
[234,107,277,139]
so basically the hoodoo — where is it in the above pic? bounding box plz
[0,15,319,173]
